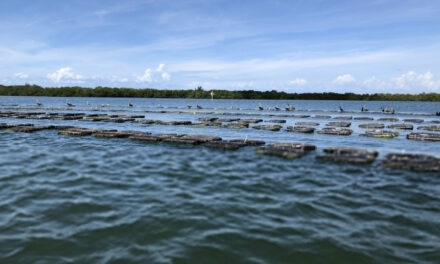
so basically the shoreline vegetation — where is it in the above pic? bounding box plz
[1,84,440,101]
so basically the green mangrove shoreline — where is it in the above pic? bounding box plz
[1,84,440,101]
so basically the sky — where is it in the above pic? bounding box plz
[1,0,440,93]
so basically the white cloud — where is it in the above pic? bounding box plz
[156,63,165,72]
[136,68,152,82]
[392,71,439,91]
[137,64,171,82]
[334,74,356,84]
[161,72,171,81]
[361,71,440,92]
[362,76,387,89]
[155,63,171,81]
[14,72,28,79]
[288,78,307,86]
[47,67,83,83]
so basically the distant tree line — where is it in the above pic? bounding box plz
[0,84,439,101]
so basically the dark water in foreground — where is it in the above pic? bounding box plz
[1,97,440,263]
[1,132,439,263]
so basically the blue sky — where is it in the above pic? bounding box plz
[1,0,440,93]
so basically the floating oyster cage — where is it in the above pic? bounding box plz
[1,122,439,173]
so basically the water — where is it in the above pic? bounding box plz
[1,96,440,263]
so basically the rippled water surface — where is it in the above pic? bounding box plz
[1,97,440,263]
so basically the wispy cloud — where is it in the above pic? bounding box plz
[0,0,440,93]
[334,74,356,85]
[287,78,308,87]
[14,72,28,79]
[170,51,400,76]
[136,69,152,83]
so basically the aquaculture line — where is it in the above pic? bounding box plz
[1,110,440,173]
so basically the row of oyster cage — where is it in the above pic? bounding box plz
[1,122,439,173]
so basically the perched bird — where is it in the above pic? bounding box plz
[197,104,202,109]
[258,104,264,110]
[36,99,42,107]
[382,107,395,114]
[285,104,295,111]
[187,105,192,109]
[66,100,75,107]
[361,105,368,112]
[128,102,134,107]
[339,106,344,112]
[274,105,280,111]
